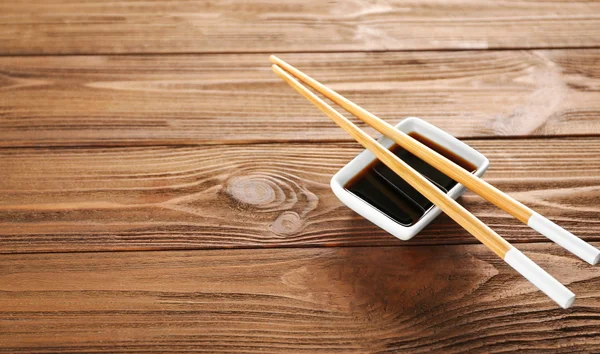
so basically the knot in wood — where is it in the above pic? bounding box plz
[269,211,302,236]
[225,175,280,207]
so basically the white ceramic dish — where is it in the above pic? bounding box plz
[330,117,489,240]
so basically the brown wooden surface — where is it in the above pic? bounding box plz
[2,0,600,352]
[1,1,600,54]
[2,50,600,147]
[1,138,599,253]
[1,243,599,353]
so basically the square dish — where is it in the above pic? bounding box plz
[330,117,489,240]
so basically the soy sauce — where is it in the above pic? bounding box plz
[344,132,477,226]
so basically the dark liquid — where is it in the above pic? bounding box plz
[344,132,477,226]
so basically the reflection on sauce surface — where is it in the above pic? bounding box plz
[344,132,477,226]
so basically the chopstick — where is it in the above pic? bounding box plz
[271,63,576,309]
[270,55,600,267]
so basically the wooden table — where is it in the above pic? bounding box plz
[2,1,599,352]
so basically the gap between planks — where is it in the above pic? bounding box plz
[0,238,588,257]
[1,134,600,150]
[2,45,600,58]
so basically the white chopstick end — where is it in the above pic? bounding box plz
[563,294,576,309]
[504,247,575,309]
[528,212,600,265]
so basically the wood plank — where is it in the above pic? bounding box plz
[1,137,599,253]
[2,50,600,147]
[0,243,598,352]
[1,1,600,54]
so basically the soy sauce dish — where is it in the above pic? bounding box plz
[330,117,489,240]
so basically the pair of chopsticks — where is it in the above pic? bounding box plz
[270,55,600,309]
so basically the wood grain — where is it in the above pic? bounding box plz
[1,243,598,352]
[2,137,599,253]
[1,1,600,54]
[3,1,599,351]
[2,50,600,147]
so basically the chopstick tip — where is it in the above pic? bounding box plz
[563,294,575,309]
[271,64,285,78]
[269,55,279,64]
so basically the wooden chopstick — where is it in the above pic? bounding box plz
[271,63,575,309]
[270,55,600,267]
